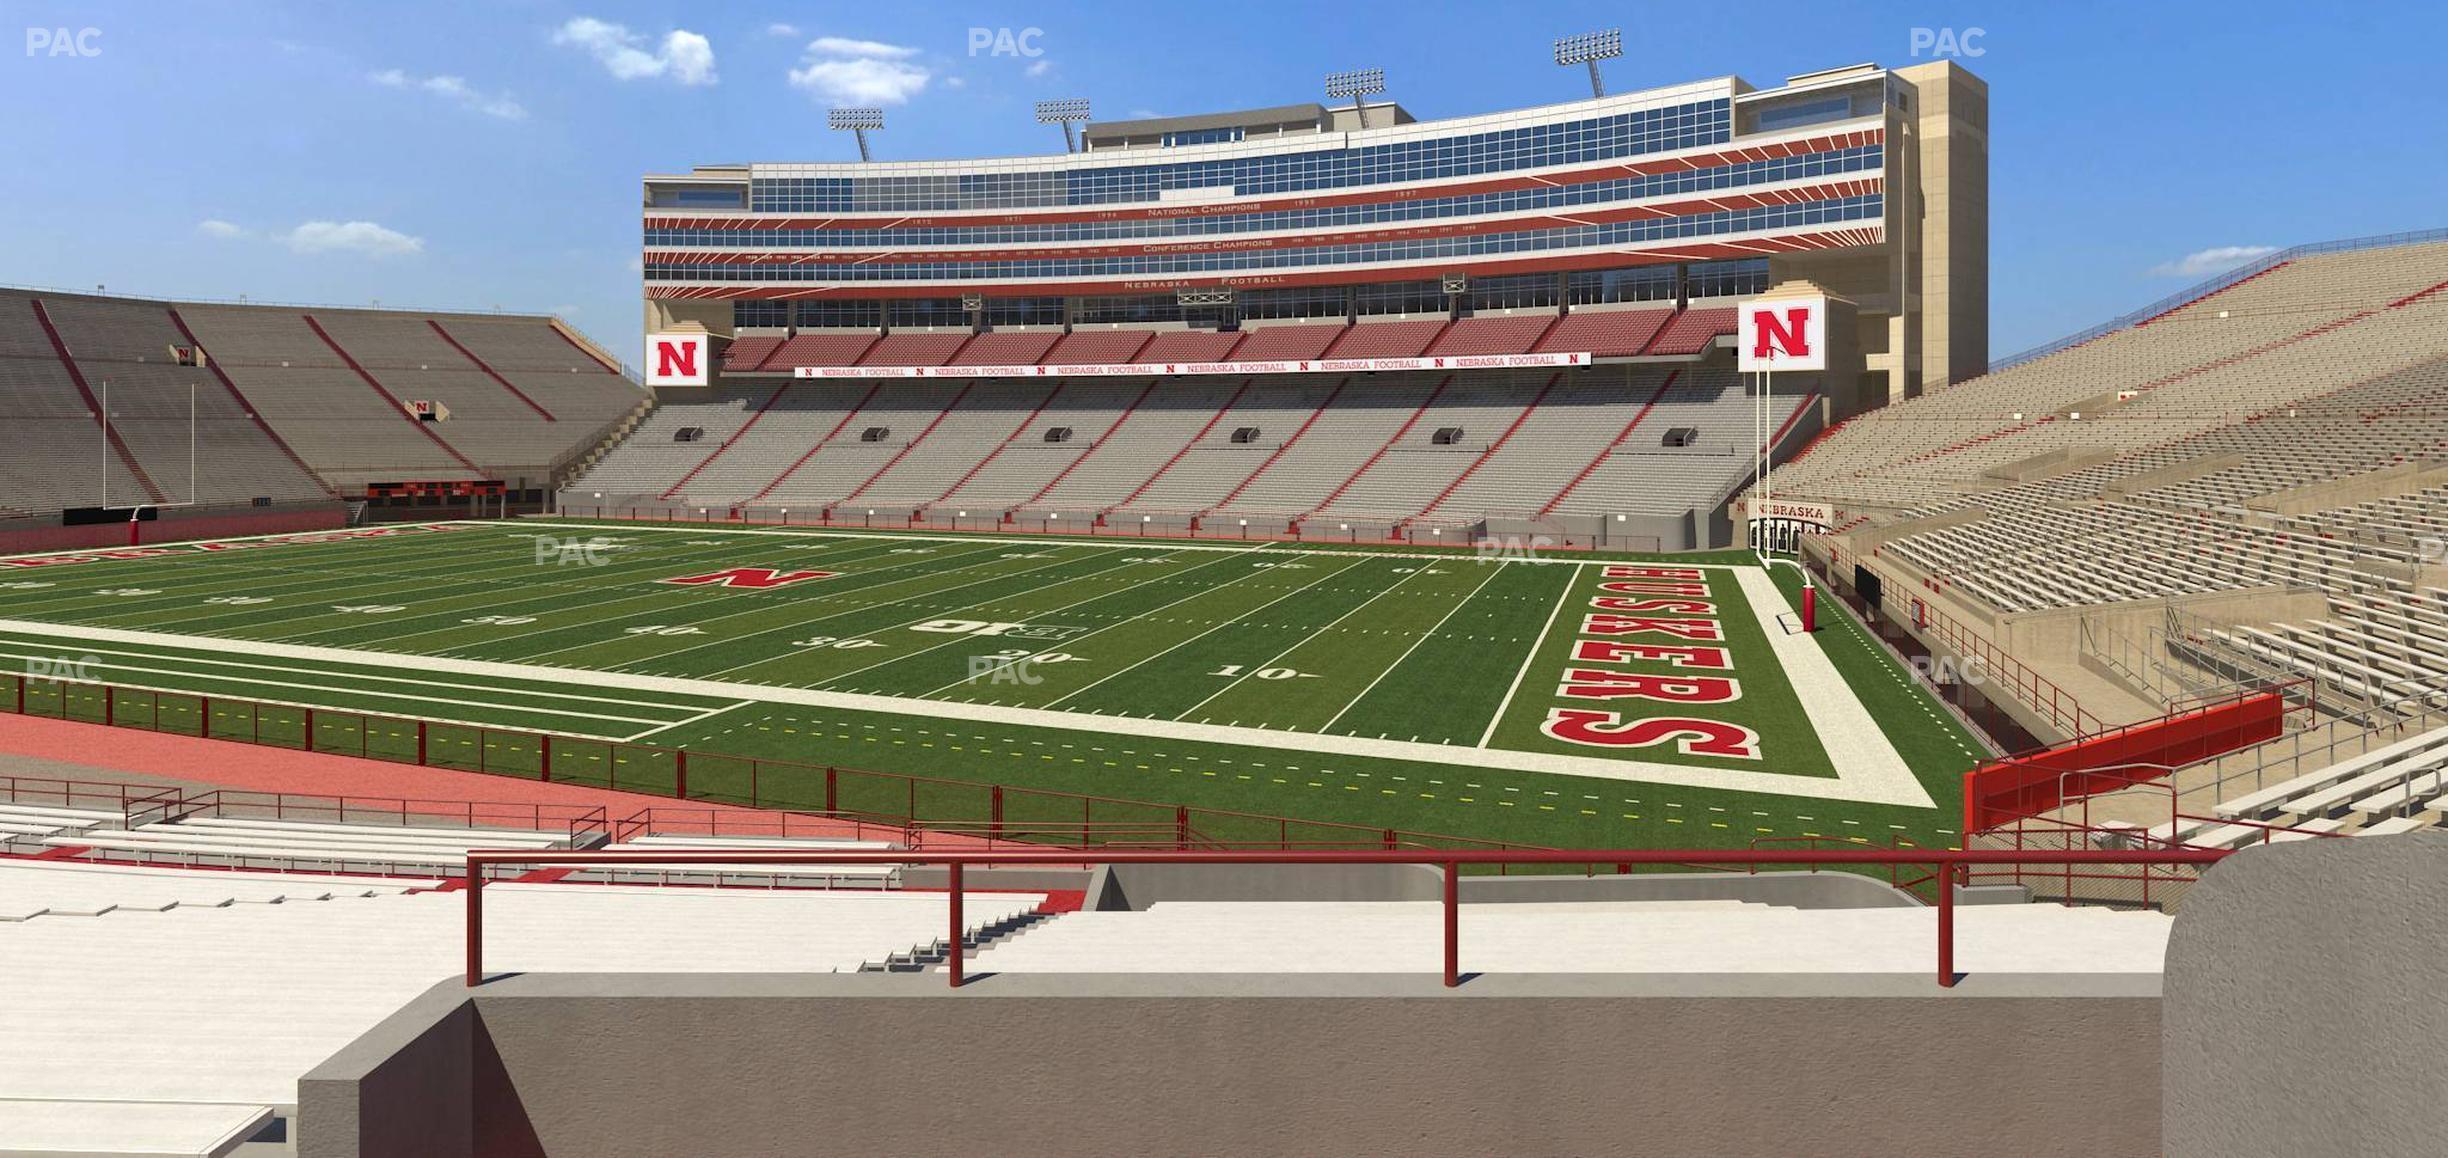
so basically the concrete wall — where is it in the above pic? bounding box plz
[304,971,2163,1158]
[2163,833,2448,1158]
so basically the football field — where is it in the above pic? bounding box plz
[0,520,1984,849]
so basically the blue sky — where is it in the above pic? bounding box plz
[3,0,2444,366]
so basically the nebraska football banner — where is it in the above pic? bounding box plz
[1736,295,1827,373]
[793,351,1592,380]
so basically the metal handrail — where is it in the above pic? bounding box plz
[462,846,2232,991]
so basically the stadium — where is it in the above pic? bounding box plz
[0,8,2442,1156]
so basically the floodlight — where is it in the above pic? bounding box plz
[1554,29,1623,97]
[1324,67,1387,128]
[828,107,884,160]
[1035,97,1092,153]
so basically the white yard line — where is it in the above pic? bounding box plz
[1043,555,1371,709]
[0,615,1935,805]
[621,700,757,743]
[1319,560,1509,733]
[910,549,1301,699]
[1477,562,1584,747]
[0,645,671,726]
[1171,560,1432,722]
[0,635,694,712]
[1729,567,1932,809]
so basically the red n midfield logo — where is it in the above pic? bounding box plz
[659,567,836,589]
[1749,306,1813,362]
[654,339,699,380]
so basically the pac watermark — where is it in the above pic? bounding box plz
[966,653,1045,686]
[1910,654,1990,688]
[533,534,616,567]
[23,654,101,682]
[2418,536,2446,565]
[1476,534,1554,562]
[967,26,1043,57]
[1908,26,1984,58]
[25,26,101,57]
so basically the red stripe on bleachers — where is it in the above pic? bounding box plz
[1536,370,1679,516]
[1300,375,1453,519]
[931,381,1067,506]
[2135,261,2292,326]
[1026,379,1162,506]
[1413,371,1563,519]
[661,381,793,499]
[1104,378,1254,513]
[302,314,485,476]
[1204,377,1351,512]
[427,320,555,421]
[741,382,885,505]
[28,298,168,503]
[838,382,977,504]
[165,307,342,499]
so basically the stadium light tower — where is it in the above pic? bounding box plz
[1554,29,1622,98]
[1035,97,1091,154]
[1324,67,1386,129]
[829,107,884,162]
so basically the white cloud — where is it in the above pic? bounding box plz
[1128,108,1162,119]
[944,75,966,89]
[370,68,527,120]
[2149,245,2280,278]
[766,23,800,38]
[195,220,246,239]
[788,35,929,106]
[1024,59,1052,79]
[283,221,425,259]
[808,36,916,59]
[553,17,717,86]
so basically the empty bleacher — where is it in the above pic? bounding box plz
[1748,234,2448,824]
[0,864,1041,1110]
[573,356,1791,536]
[0,288,644,512]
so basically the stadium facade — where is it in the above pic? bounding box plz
[641,60,1985,407]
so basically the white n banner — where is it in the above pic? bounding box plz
[1737,296,1827,373]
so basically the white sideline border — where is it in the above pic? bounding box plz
[0,611,1934,807]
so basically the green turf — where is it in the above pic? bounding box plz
[0,520,1982,851]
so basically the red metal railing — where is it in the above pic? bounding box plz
[462,846,2232,991]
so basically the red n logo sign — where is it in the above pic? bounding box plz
[1750,306,1812,362]
[659,568,835,589]
[654,340,698,380]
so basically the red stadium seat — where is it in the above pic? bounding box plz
[1424,314,1559,357]
[1647,307,1739,356]
[763,332,877,370]
[1042,329,1154,365]
[1228,324,1343,362]
[1136,330,1246,363]
[1532,307,1673,357]
[1324,318,1449,359]
[721,335,782,371]
[859,332,973,367]
[948,331,1061,366]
